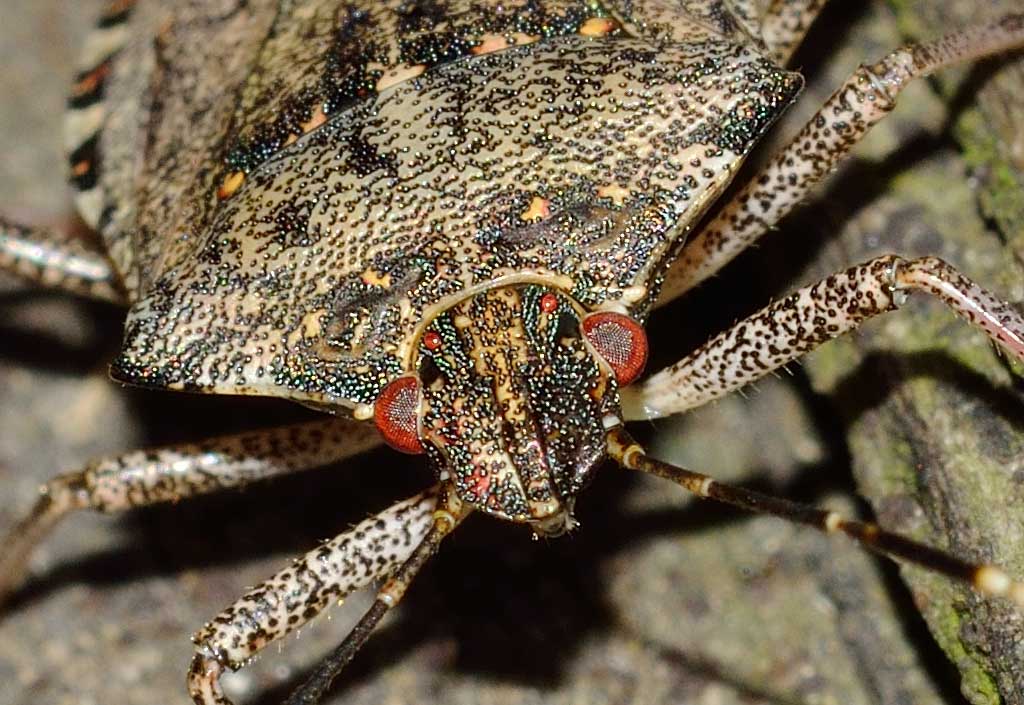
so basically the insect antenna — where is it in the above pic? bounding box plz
[607,426,1024,607]
[281,599,389,705]
[283,511,463,705]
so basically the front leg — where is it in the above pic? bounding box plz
[761,0,830,64]
[625,255,1024,420]
[187,486,465,705]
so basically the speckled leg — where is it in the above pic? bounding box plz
[187,486,467,705]
[761,0,830,64]
[625,255,1024,420]
[658,14,1024,302]
[0,418,381,602]
[0,217,126,303]
[608,427,1024,609]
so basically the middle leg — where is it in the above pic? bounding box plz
[624,254,1024,420]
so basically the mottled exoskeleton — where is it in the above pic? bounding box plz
[1,1,1024,704]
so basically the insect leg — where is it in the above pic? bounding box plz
[760,0,830,64]
[607,427,1024,608]
[187,487,466,705]
[624,254,1024,420]
[0,418,381,603]
[657,14,1024,303]
[280,499,466,705]
[0,216,126,303]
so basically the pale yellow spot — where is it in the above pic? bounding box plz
[597,184,630,206]
[300,105,327,134]
[824,512,842,533]
[217,171,245,200]
[472,34,510,55]
[283,134,298,147]
[375,63,426,92]
[521,196,550,222]
[618,285,648,304]
[510,32,539,46]
[361,270,392,288]
[287,310,324,347]
[397,295,414,329]
[579,17,618,37]
[353,404,375,421]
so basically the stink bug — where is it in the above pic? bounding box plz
[2,1,1024,705]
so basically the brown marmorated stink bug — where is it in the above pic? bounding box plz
[1,1,1024,703]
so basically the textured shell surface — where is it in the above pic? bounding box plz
[73,0,801,412]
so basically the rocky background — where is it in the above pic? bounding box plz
[0,2,1022,705]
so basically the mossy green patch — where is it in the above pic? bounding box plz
[955,109,1024,258]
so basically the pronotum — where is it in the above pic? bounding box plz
[2,1,1024,705]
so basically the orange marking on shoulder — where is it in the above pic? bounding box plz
[217,171,245,200]
[376,63,427,92]
[521,196,550,222]
[72,160,92,177]
[510,32,539,46]
[472,32,539,56]
[579,17,619,37]
[472,34,510,56]
[300,105,327,134]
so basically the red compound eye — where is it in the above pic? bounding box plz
[540,292,559,313]
[582,311,648,386]
[423,330,443,350]
[374,376,425,454]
